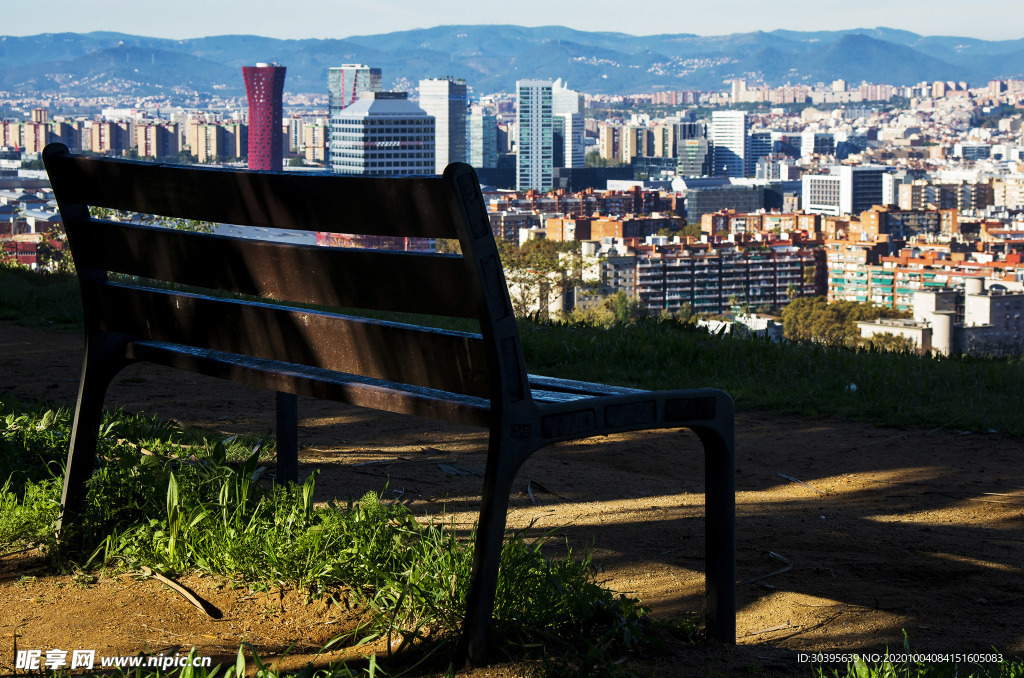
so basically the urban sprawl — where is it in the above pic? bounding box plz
[4,66,1024,356]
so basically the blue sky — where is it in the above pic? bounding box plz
[4,0,1020,41]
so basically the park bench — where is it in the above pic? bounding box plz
[42,141,736,664]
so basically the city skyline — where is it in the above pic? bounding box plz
[2,0,1021,42]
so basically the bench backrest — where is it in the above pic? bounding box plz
[42,143,531,410]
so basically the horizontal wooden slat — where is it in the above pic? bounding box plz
[44,148,457,238]
[89,282,491,398]
[65,219,482,318]
[127,341,491,428]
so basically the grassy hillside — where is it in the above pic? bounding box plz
[2,263,1022,435]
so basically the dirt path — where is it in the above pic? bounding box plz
[2,320,1022,675]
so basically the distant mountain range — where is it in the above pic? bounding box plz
[0,25,1022,99]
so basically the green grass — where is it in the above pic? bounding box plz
[0,397,656,675]
[0,261,81,329]
[521,318,1024,435]
[815,659,1023,678]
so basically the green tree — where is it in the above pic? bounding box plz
[674,302,694,323]
[35,236,75,274]
[679,221,701,239]
[864,332,918,354]
[496,238,585,319]
[604,289,647,323]
[585,150,609,168]
[584,150,627,168]
[780,297,911,345]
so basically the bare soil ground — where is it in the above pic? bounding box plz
[2,320,1023,676]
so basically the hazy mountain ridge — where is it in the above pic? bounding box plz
[0,25,1020,98]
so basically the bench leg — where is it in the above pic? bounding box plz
[275,392,299,483]
[57,335,126,544]
[696,425,736,644]
[457,442,519,666]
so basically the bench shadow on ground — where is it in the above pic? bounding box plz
[292,407,1024,659]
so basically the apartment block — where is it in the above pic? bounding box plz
[827,237,1024,311]
[545,215,676,242]
[487,211,541,242]
[303,123,327,163]
[87,121,130,155]
[135,123,179,159]
[636,246,823,315]
[702,210,820,237]
[190,123,225,163]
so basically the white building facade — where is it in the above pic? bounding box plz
[516,79,553,191]
[418,77,467,174]
[328,92,434,176]
[710,110,748,178]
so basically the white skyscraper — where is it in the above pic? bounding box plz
[553,80,585,168]
[552,79,585,116]
[711,110,748,178]
[418,77,468,174]
[516,79,553,191]
[329,92,434,176]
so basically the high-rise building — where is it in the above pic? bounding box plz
[748,131,773,176]
[552,79,584,116]
[136,123,179,159]
[243,63,286,171]
[418,77,467,174]
[619,125,650,164]
[710,110,748,178]
[552,80,585,168]
[554,113,585,168]
[304,124,328,163]
[599,125,621,164]
[192,123,224,164]
[286,117,304,154]
[516,79,553,191]
[328,65,382,117]
[87,121,130,155]
[468,112,498,168]
[222,123,248,160]
[677,138,711,177]
[328,92,434,175]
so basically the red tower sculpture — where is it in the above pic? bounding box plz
[242,63,286,171]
